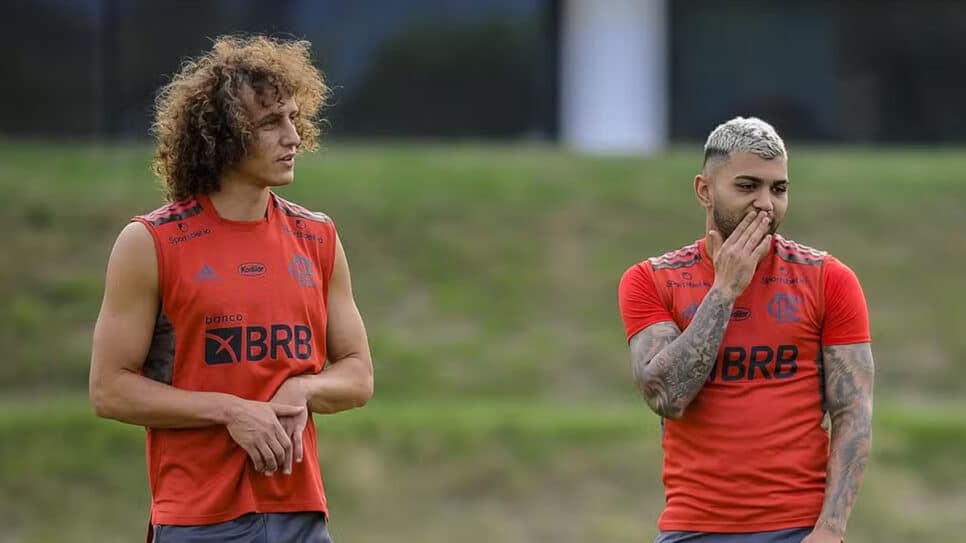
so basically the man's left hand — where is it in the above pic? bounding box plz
[271,376,309,475]
[801,527,844,543]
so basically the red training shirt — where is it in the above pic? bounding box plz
[618,236,870,533]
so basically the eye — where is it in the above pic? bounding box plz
[773,185,788,194]
[737,184,755,191]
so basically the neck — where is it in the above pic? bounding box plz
[208,174,272,221]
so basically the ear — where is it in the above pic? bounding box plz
[694,174,713,209]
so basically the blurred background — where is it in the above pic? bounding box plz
[1,0,965,541]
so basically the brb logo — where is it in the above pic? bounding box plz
[708,344,799,382]
[203,314,312,364]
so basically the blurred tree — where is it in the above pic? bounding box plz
[0,0,100,137]
[332,19,541,139]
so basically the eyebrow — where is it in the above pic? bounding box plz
[255,106,299,124]
[256,112,281,124]
[734,175,789,184]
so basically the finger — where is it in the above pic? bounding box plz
[272,403,307,417]
[278,421,295,474]
[282,419,298,474]
[733,210,763,247]
[751,234,772,261]
[265,436,286,475]
[261,442,279,475]
[260,437,283,474]
[292,420,304,465]
[271,423,293,471]
[254,442,275,473]
[743,213,771,252]
[243,443,265,473]
[283,438,294,475]
[728,210,759,246]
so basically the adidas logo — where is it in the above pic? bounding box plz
[195,264,219,282]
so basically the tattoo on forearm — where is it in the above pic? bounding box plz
[630,288,734,418]
[815,343,874,536]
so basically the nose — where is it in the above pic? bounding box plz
[753,187,774,214]
[282,117,301,149]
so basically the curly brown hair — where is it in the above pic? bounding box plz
[151,35,329,201]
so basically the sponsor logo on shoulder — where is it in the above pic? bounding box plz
[238,262,267,277]
[666,271,711,289]
[761,276,807,285]
[761,265,808,285]
[280,220,325,245]
[170,222,213,245]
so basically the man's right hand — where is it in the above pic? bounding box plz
[224,399,307,474]
[708,210,772,299]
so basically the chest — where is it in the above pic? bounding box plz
[663,262,824,354]
[162,227,328,326]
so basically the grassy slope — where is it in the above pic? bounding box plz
[0,143,963,398]
[1,399,965,542]
[1,143,965,541]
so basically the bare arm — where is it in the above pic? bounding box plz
[813,342,874,539]
[89,222,301,474]
[629,287,734,419]
[89,222,239,427]
[629,211,773,419]
[278,234,373,414]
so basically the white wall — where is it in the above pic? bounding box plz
[560,0,668,154]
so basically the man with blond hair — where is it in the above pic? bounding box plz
[619,117,873,543]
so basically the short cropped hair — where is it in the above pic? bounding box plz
[151,35,329,201]
[703,116,786,170]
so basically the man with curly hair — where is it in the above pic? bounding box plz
[89,35,373,542]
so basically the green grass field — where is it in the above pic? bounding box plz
[1,143,964,541]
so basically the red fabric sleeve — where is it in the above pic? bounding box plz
[618,262,675,341]
[821,256,871,345]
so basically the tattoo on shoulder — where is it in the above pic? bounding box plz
[823,343,874,413]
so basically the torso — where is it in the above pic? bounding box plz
[134,192,336,525]
[644,236,830,533]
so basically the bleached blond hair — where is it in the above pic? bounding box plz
[703,116,786,171]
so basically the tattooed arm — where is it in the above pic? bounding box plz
[629,287,735,419]
[809,342,875,541]
[627,211,773,419]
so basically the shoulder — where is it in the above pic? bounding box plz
[621,240,706,288]
[620,240,704,294]
[772,235,859,277]
[772,236,863,294]
[646,241,704,271]
[773,235,828,267]
[106,221,158,286]
[135,196,204,229]
[273,194,333,225]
